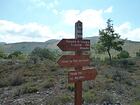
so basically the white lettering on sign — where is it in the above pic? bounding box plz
[71,44,82,47]
[72,76,85,81]
[70,72,79,76]
[78,76,85,79]
[80,47,89,50]
[65,40,89,44]
[61,59,89,63]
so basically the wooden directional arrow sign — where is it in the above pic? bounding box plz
[68,69,97,83]
[57,39,90,51]
[57,55,90,67]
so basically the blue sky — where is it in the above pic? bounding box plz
[0,0,140,43]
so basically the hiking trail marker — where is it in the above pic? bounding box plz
[57,20,97,105]
[68,69,97,83]
[57,39,90,51]
[57,55,90,67]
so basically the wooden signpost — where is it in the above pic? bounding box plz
[68,69,97,83]
[57,55,90,67]
[57,20,97,105]
[57,39,90,51]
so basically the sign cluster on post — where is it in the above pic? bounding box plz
[57,20,97,105]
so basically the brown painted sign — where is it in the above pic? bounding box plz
[57,55,90,67]
[68,69,97,83]
[57,39,90,51]
[57,21,95,105]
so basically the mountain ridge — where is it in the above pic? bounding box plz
[0,36,140,55]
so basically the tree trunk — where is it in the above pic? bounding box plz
[107,49,112,65]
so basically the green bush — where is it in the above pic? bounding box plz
[100,92,115,104]
[9,72,24,86]
[42,77,55,89]
[83,90,96,104]
[125,78,134,86]
[0,78,9,87]
[23,86,38,94]
[29,47,57,64]
[114,59,135,69]
[67,84,75,92]
[8,51,23,59]
[136,50,140,57]
[48,62,58,72]
[45,96,61,105]
[134,86,140,101]
[120,59,128,67]
[132,101,140,105]
[14,83,39,96]
[58,93,72,104]
[0,53,7,59]
[0,48,7,59]
[117,50,130,59]
[0,72,24,87]
[42,81,54,89]
[21,83,39,94]
[112,70,129,82]
[128,60,135,65]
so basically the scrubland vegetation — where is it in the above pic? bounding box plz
[0,43,140,105]
[0,19,140,105]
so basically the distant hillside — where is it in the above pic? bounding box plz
[123,40,140,57]
[0,42,6,46]
[1,39,59,54]
[0,37,140,56]
[85,36,99,43]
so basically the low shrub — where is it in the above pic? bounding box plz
[58,93,72,104]
[117,50,130,59]
[67,84,75,92]
[128,60,135,65]
[113,59,135,68]
[9,72,24,86]
[45,96,61,105]
[125,78,135,86]
[134,86,140,101]
[42,77,55,89]
[112,70,129,82]
[83,90,96,104]
[42,81,54,89]
[0,78,9,87]
[21,83,39,94]
[136,50,140,57]
[0,71,24,87]
[100,92,115,105]
[14,83,39,96]
[132,101,140,105]
[24,85,38,94]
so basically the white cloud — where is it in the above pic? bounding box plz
[62,9,105,29]
[104,6,113,13]
[116,22,140,41]
[29,0,48,7]
[29,0,60,15]
[47,0,60,15]
[52,9,59,15]
[0,20,71,43]
[61,7,140,42]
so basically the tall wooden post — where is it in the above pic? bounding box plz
[57,20,96,105]
[75,20,83,105]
